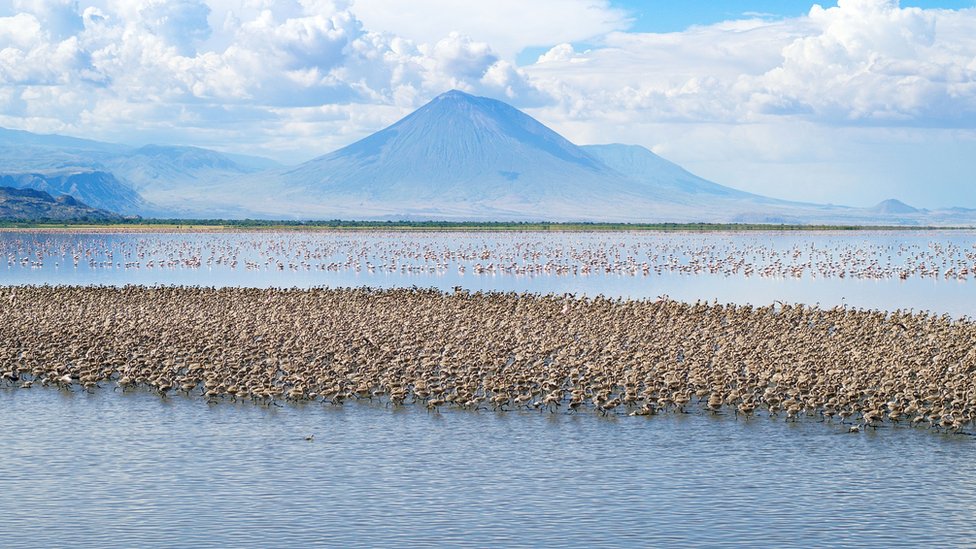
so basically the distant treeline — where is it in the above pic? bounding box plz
[0,215,126,226]
[0,217,958,231]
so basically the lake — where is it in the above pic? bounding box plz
[3,388,974,548]
[2,229,975,547]
[2,229,975,316]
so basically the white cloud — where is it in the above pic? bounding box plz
[0,13,45,49]
[516,1,976,206]
[349,0,630,58]
[525,0,976,126]
[12,0,84,39]
[0,0,975,207]
[137,0,213,55]
[0,1,547,126]
[0,0,554,165]
[749,0,975,123]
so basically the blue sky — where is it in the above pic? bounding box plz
[1,0,975,209]
[613,0,974,31]
[516,0,976,63]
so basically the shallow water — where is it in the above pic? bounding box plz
[2,230,975,316]
[2,388,974,548]
[4,230,976,547]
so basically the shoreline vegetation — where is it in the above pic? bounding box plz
[0,218,970,232]
[2,285,973,434]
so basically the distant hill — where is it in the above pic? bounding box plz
[207,90,816,221]
[198,89,951,223]
[257,89,663,219]
[0,186,123,222]
[0,94,973,225]
[580,144,766,201]
[0,129,281,215]
[0,127,126,153]
[0,171,146,214]
[872,198,920,214]
[102,145,269,193]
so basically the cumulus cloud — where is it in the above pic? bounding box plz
[535,43,582,64]
[0,0,548,143]
[0,12,45,51]
[13,0,84,39]
[137,0,212,55]
[3,0,975,132]
[520,0,976,206]
[526,0,976,127]
[350,0,630,58]
[750,0,975,123]
[0,0,975,206]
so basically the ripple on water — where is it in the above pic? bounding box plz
[2,230,976,315]
[2,388,974,548]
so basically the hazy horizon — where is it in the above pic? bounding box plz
[2,0,975,209]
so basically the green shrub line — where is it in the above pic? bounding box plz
[0,218,968,231]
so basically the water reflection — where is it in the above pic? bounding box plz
[2,230,974,315]
[1,389,973,548]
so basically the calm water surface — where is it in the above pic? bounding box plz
[2,389,975,548]
[2,230,975,315]
[3,230,976,547]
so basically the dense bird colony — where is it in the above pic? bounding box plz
[2,285,974,434]
[1,231,975,280]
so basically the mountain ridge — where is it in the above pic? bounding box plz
[0,170,147,214]
[0,129,280,214]
[214,89,792,221]
[0,92,972,224]
[872,198,920,214]
[0,186,124,222]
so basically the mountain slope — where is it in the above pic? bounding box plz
[0,186,123,222]
[2,97,971,224]
[279,90,622,201]
[872,198,920,214]
[0,127,126,153]
[0,128,281,214]
[102,145,270,192]
[0,171,147,214]
[219,90,775,220]
[581,144,763,201]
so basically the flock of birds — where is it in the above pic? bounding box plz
[1,231,975,281]
[1,285,974,435]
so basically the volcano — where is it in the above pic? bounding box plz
[215,89,790,221]
[6,90,972,224]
